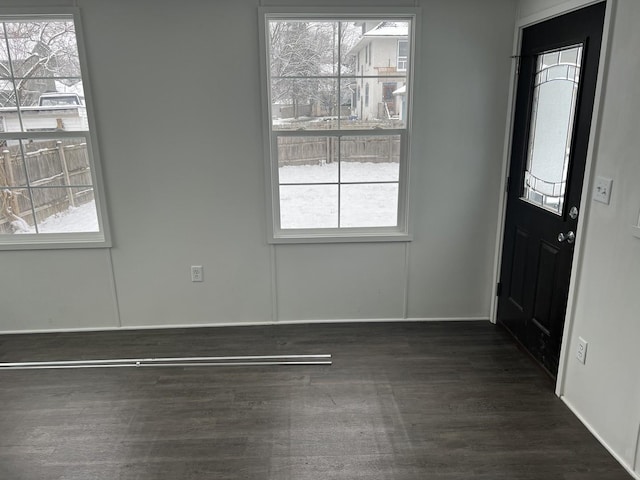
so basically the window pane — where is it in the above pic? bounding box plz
[340,21,409,75]
[4,21,81,78]
[23,138,92,187]
[0,79,87,132]
[269,21,338,78]
[30,186,97,233]
[0,137,97,235]
[522,45,582,215]
[0,142,26,186]
[0,187,34,234]
[340,183,398,227]
[16,79,87,132]
[271,78,338,131]
[343,77,407,129]
[278,136,338,183]
[340,135,400,182]
[280,184,338,229]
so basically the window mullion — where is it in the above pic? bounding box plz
[337,135,341,228]
[337,21,342,131]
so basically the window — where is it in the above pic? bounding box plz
[0,12,109,249]
[261,12,415,242]
[397,40,408,71]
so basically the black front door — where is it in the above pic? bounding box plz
[497,3,606,376]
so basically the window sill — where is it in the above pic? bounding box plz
[0,233,110,251]
[269,231,412,244]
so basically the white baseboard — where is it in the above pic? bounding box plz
[0,316,489,335]
[279,316,488,325]
[561,396,640,480]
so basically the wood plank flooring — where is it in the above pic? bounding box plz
[0,322,631,479]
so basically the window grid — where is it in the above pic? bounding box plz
[0,13,107,246]
[264,14,413,241]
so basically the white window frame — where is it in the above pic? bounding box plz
[0,7,110,250]
[259,8,418,244]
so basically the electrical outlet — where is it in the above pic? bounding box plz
[576,337,588,364]
[190,265,203,282]
[593,176,613,204]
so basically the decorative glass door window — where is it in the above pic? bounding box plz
[522,45,583,215]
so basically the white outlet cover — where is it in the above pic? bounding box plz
[191,265,204,282]
[593,176,613,204]
[576,337,588,364]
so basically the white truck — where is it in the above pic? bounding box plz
[0,92,88,132]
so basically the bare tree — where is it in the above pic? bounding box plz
[269,21,360,118]
[0,20,81,107]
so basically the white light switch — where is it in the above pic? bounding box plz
[593,176,613,204]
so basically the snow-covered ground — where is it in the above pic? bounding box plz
[19,200,99,234]
[11,162,398,233]
[279,162,399,229]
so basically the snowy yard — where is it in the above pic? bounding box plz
[17,200,99,234]
[279,162,399,228]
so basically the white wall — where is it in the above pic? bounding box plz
[0,0,515,332]
[517,0,640,476]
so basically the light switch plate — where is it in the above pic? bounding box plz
[593,176,613,204]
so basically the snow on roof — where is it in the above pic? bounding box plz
[346,21,409,56]
[364,21,409,37]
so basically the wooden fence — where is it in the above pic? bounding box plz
[277,135,400,167]
[0,139,93,233]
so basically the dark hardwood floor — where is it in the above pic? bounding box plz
[0,322,631,479]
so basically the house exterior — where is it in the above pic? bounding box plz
[349,21,408,121]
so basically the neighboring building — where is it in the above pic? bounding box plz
[0,92,88,132]
[0,47,87,131]
[348,21,408,121]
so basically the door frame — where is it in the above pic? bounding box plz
[490,0,616,396]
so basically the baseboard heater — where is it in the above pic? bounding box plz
[0,354,332,370]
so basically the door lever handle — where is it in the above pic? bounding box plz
[558,231,576,244]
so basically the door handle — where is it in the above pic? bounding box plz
[558,231,576,244]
